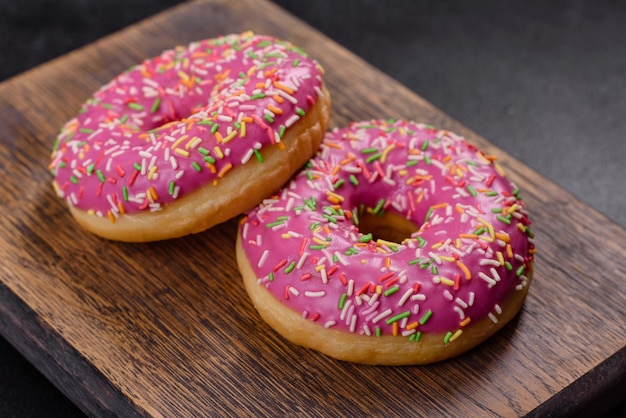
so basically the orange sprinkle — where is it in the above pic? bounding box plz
[118,202,126,214]
[148,186,158,201]
[107,211,116,223]
[456,260,472,280]
[392,322,399,336]
[406,321,419,331]
[267,104,283,115]
[272,94,284,104]
[217,162,233,178]
[206,162,217,173]
[460,317,472,327]
[495,232,511,243]
[506,243,514,258]
[215,131,224,143]
[273,81,294,95]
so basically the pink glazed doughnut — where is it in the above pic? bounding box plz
[50,32,330,242]
[236,119,535,365]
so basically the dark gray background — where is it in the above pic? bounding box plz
[1,0,624,416]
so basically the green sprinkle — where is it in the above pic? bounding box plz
[360,233,373,243]
[333,179,345,189]
[278,125,286,138]
[150,97,161,113]
[385,311,410,325]
[516,265,526,277]
[309,244,327,250]
[168,181,175,195]
[284,261,296,274]
[467,185,478,197]
[268,272,275,282]
[419,310,433,325]
[349,174,359,186]
[497,215,512,225]
[491,207,503,213]
[431,265,438,274]
[266,221,285,228]
[70,176,79,184]
[120,114,129,124]
[122,186,129,201]
[424,207,434,223]
[295,107,305,117]
[505,262,513,271]
[414,331,422,342]
[322,214,337,223]
[338,293,347,310]
[421,140,429,151]
[253,149,264,162]
[79,128,94,134]
[251,93,266,100]
[86,163,95,174]
[211,124,219,134]
[444,331,453,344]
[416,236,427,248]
[408,258,422,265]
[133,163,142,171]
[96,169,105,183]
[384,285,400,297]
[292,58,301,67]
[264,114,275,123]
[424,154,432,165]
[366,153,382,163]
[198,119,213,125]
[372,198,386,215]
[375,327,382,337]
[203,155,216,164]
[473,227,486,235]
[486,191,499,197]
[406,159,418,166]
[361,147,380,154]
[192,162,202,172]
[128,102,143,111]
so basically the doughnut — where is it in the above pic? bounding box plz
[50,32,330,242]
[236,119,535,365]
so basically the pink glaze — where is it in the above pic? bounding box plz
[50,32,324,219]
[240,120,535,341]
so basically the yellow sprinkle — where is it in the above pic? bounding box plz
[222,130,238,144]
[380,144,395,163]
[315,265,325,272]
[214,146,224,159]
[312,237,329,246]
[170,134,188,149]
[376,238,398,248]
[240,121,246,137]
[439,255,456,262]
[148,186,158,201]
[148,165,157,180]
[281,233,292,239]
[497,251,505,266]
[439,277,456,287]
[517,222,527,233]
[177,70,190,81]
[494,163,506,176]
[449,329,463,342]
[185,136,202,150]
[217,162,233,178]
[174,148,189,157]
[376,285,383,295]
[326,191,344,203]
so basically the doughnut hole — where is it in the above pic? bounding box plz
[357,210,418,244]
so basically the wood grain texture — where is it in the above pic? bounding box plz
[0,0,624,416]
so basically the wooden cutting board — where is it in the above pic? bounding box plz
[0,0,624,416]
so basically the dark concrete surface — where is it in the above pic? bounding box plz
[1,0,624,416]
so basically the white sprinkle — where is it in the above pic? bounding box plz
[372,309,393,323]
[257,250,268,268]
[304,290,326,298]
